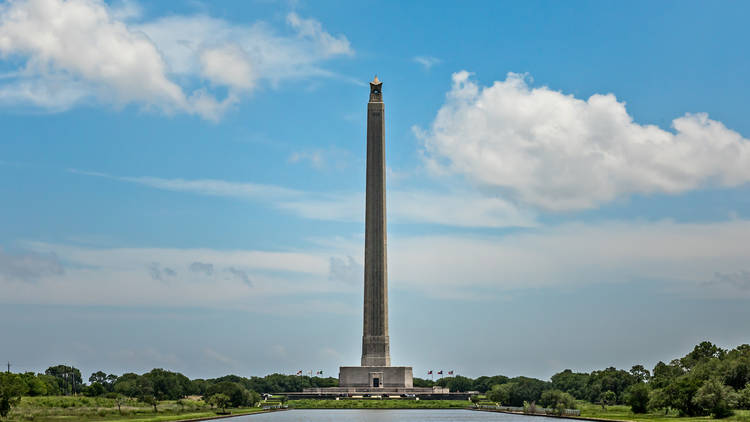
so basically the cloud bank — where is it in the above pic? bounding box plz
[0,0,352,119]
[3,219,750,311]
[418,71,750,211]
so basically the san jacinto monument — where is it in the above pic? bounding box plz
[297,77,457,398]
[337,76,413,389]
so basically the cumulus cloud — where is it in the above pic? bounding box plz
[0,248,64,282]
[0,0,352,119]
[135,12,352,87]
[417,71,750,211]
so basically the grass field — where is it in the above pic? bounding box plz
[4,396,267,422]
[7,396,750,421]
[577,403,750,422]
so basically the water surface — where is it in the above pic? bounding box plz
[232,409,560,422]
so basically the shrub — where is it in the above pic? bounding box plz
[625,383,650,413]
[692,378,737,418]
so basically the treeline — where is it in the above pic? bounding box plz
[0,367,338,416]
[415,342,750,418]
[2,341,750,419]
[2,367,338,399]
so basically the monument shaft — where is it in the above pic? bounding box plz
[361,77,390,367]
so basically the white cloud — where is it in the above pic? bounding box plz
[70,169,535,228]
[135,12,352,87]
[417,71,750,211]
[0,0,352,119]
[199,45,255,91]
[413,55,440,70]
[1,241,340,310]
[388,219,750,299]
[286,12,352,58]
[3,219,750,310]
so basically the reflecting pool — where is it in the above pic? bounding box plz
[232,409,559,422]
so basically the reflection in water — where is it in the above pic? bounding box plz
[233,409,559,422]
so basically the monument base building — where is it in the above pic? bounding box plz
[338,366,412,389]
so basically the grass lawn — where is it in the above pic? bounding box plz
[288,399,470,409]
[578,403,750,422]
[5,396,268,422]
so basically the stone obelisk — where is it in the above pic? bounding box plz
[361,75,390,367]
[337,77,412,390]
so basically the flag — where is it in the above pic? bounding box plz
[427,370,433,375]
[448,370,454,375]
[437,370,443,375]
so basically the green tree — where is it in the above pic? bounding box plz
[472,375,509,393]
[487,383,511,405]
[142,368,190,400]
[599,390,616,410]
[45,365,82,395]
[630,365,651,383]
[89,371,118,392]
[469,395,480,407]
[140,393,158,413]
[209,393,230,413]
[19,372,47,396]
[205,381,251,407]
[651,361,684,389]
[625,383,650,413]
[84,382,106,397]
[681,342,725,370]
[661,375,705,416]
[539,389,576,410]
[412,377,435,388]
[648,388,671,414]
[736,384,750,409]
[551,369,590,399]
[113,373,141,397]
[136,377,158,412]
[0,373,27,418]
[692,378,737,418]
[113,394,125,415]
[440,376,472,392]
[37,374,61,396]
[587,367,636,403]
[723,355,750,390]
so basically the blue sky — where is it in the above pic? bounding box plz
[2,0,750,381]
